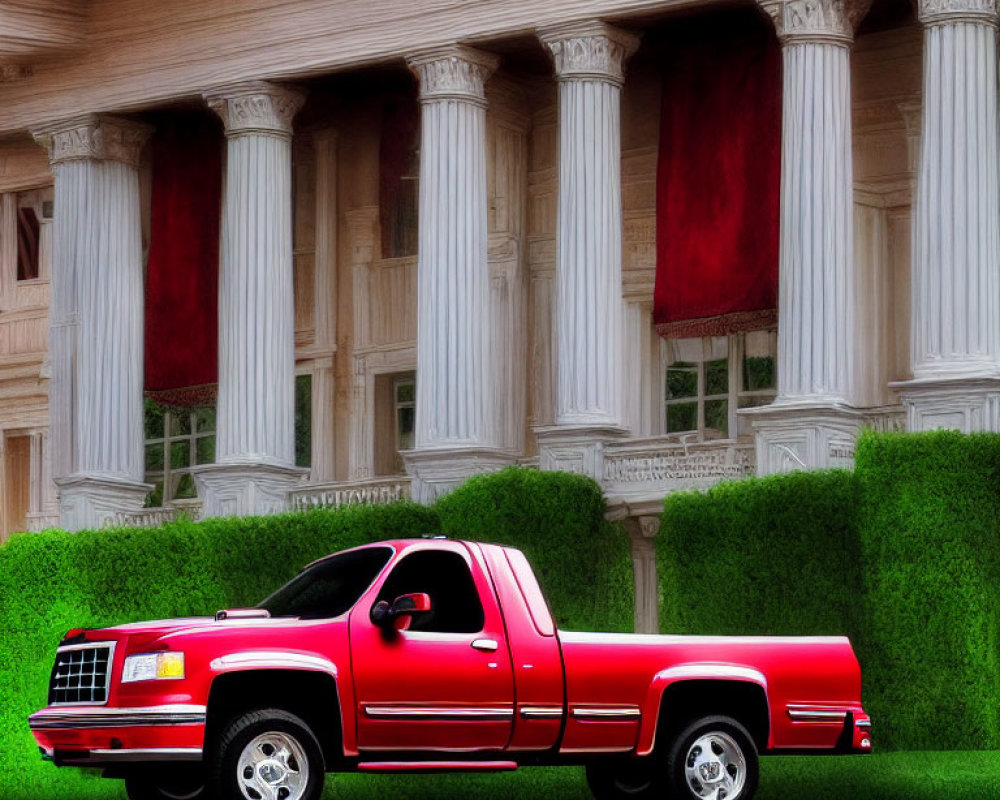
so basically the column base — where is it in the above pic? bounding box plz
[891,376,1000,433]
[56,475,153,532]
[534,424,629,481]
[741,401,866,475]
[402,447,517,505]
[192,461,308,519]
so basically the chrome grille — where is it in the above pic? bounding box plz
[48,642,115,706]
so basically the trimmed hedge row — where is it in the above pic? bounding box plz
[1,468,630,799]
[855,431,1000,751]
[658,469,860,638]
[659,430,1000,752]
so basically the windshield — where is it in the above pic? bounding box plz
[259,546,393,620]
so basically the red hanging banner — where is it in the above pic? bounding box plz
[144,114,223,404]
[653,13,782,340]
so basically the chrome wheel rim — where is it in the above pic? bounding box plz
[683,731,746,800]
[236,731,309,800]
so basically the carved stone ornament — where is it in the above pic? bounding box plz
[918,0,1000,25]
[759,0,874,45]
[406,45,499,106]
[539,21,640,85]
[32,115,153,168]
[204,81,306,138]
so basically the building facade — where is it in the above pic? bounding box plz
[0,0,995,577]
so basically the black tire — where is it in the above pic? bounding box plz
[664,715,758,800]
[124,767,207,800]
[585,757,658,800]
[210,708,325,800]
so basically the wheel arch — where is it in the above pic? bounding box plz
[205,658,344,769]
[637,665,770,756]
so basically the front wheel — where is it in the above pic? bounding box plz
[211,708,325,800]
[664,715,758,800]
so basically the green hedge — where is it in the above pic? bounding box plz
[435,467,633,632]
[658,470,860,637]
[855,431,1000,751]
[659,431,1000,752]
[0,503,438,800]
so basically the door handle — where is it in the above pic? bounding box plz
[471,638,499,652]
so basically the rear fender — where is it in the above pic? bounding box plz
[637,664,769,756]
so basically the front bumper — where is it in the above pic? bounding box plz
[29,704,205,766]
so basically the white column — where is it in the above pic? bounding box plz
[541,22,637,429]
[749,0,871,474]
[403,46,514,503]
[533,22,638,480]
[33,115,153,531]
[195,82,308,517]
[896,0,1000,431]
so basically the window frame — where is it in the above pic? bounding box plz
[144,405,216,507]
[663,330,777,441]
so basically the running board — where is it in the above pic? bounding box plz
[358,761,518,773]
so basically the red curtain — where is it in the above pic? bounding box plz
[144,114,223,402]
[653,13,782,339]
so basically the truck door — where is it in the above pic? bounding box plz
[349,542,515,752]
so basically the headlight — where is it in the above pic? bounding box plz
[121,652,185,683]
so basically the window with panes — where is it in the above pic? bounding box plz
[664,330,777,440]
[144,402,216,507]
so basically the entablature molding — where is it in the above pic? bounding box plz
[538,21,639,86]
[31,115,152,168]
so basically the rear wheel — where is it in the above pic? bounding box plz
[664,715,758,800]
[210,708,325,800]
[124,767,206,800]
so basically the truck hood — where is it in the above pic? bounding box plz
[72,615,329,651]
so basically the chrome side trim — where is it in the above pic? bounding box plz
[29,704,207,730]
[787,705,849,723]
[856,720,872,729]
[210,651,338,677]
[87,748,203,762]
[363,705,514,721]
[519,706,564,720]
[572,706,641,721]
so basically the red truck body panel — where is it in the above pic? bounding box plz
[30,538,871,775]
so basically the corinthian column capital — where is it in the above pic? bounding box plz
[918,0,999,25]
[204,81,306,139]
[33,114,152,168]
[758,0,873,45]
[539,21,640,85]
[406,45,499,106]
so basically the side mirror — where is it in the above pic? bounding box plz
[370,592,432,631]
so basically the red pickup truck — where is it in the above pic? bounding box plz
[30,538,871,800]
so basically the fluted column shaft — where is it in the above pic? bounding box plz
[912,0,1000,378]
[37,117,150,480]
[541,23,638,426]
[761,0,869,403]
[33,116,153,529]
[407,47,499,448]
[207,82,305,465]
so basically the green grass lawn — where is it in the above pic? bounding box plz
[17,752,1000,800]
